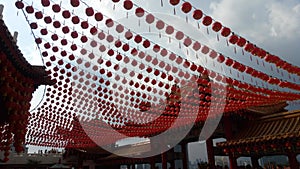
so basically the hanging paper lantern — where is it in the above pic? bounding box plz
[220,27,231,37]
[135,7,145,17]
[181,2,192,13]
[202,16,212,26]
[15,1,24,9]
[30,23,38,29]
[26,6,34,13]
[183,37,192,47]
[53,21,61,28]
[40,28,48,35]
[41,0,50,7]
[212,21,222,32]
[95,12,103,21]
[62,26,70,34]
[35,11,43,19]
[244,43,254,52]
[156,20,165,30]
[72,16,80,24]
[35,38,42,44]
[81,35,88,43]
[71,0,80,7]
[52,4,61,13]
[209,50,217,59]
[124,0,133,10]
[51,34,58,41]
[143,40,151,48]
[44,16,52,24]
[229,34,239,44]
[193,41,201,51]
[116,24,124,33]
[217,54,225,63]
[125,31,133,40]
[192,9,203,20]
[86,7,94,16]
[71,31,78,38]
[165,25,174,34]
[81,21,89,29]
[146,14,155,24]
[62,10,71,19]
[237,37,246,47]
[201,45,209,54]
[175,31,184,40]
[105,19,114,27]
[170,0,180,6]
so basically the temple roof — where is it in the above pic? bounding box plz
[217,110,300,147]
[0,17,53,85]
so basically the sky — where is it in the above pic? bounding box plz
[1,0,300,162]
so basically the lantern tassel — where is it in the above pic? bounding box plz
[161,0,163,7]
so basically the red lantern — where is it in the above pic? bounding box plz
[15,1,25,9]
[170,0,180,6]
[51,34,58,41]
[71,31,78,38]
[52,4,61,13]
[81,35,88,43]
[123,0,133,10]
[72,16,80,24]
[221,27,231,37]
[143,40,151,48]
[41,0,50,7]
[105,19,114,27]
[83,7,94,17]
[146,14,155,24]
[237,37,246,47]
[62,10,71,19]
[125,31,133,40]
[202,16,212,26]
[229,34,238,44]
[135,7,145,17]
[201,45,209,54]
[81,21,89,29]
[181,2,192,13]
[44,16,52,24]
[175,31,184,40]
[53,21,61,28]
[116,24,124,33]
[193,41,201,51]
[30,23,38,29]
[71,0,80,7]
[35,11,43,19]
[183,37,192,47]
[62,26,70,34]
[156,20,165,30]
[165,25,174,34]
[217,54,225,63]
[212,21,222,32]
[40,28,48,35]
[193,9,203,20]
[26,6,34,13]
[95,12,103,21]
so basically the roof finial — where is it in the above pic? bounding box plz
[0,4,4,19]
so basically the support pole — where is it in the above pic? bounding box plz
[223,116,237,169]
[206,137,216,169]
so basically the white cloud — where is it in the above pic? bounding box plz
[208,0,300,64]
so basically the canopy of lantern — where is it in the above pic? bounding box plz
[10,0,300,150]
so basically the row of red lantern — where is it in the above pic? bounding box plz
[165,0,300,77]
[25,1,298,93]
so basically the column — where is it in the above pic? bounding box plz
[288,153,299,169]
[206,137,215,169]
[223,116,237,169]
[150,156,156,169]
[181,143,188,169]
[162,152,168,169]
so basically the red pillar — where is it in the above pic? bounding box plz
[206,137,216,169]
[162,152,168,169]
[288,153,299,169]
[181,143,188,169]
[150,156,156,169]
[223,116,237,169]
